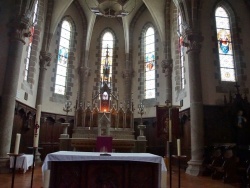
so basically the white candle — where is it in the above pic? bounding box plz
[177,139,181,156]
[33,104,42,147]
[14,133,21,154]
[169,119,172,142]
[43,170,50,188]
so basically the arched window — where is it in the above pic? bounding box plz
[144,27,155,99]
[215,6,236,82]
[100,31,114,83]
[24,0,38,81]
[178,13,185,89]
[54,20,72,95]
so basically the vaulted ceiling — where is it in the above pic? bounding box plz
[50,0,166,53]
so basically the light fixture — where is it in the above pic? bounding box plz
[63,98,72,122]
[138,101,146,124]
[86,0,136,18]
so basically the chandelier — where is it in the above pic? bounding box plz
[86,0,136,18]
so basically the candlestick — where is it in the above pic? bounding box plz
[14,133,21,154]
[169,119,172,142]
[177,139,181,156]
[43,170,50,188]
[33,104,41,147]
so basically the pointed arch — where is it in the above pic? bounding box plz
[142,24,156,99]
[215,3,236,82]
[100,29,115,83]
[178,12,185,89]
[54,17,75,95]
[24,0,39,82]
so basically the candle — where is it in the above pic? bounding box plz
[177,139,181,156]
[14,133,21,154]
[43,170,51,188]
[169,119,172,142]
[33,104,42,147]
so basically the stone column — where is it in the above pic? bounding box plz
[33,51,51,163]
[161,0,173,103]
[79,66,91,106]
[184,32,204,176]
[0,15,32,172]
[161,59,173,102]
[123,69,133,102]
[74,64,90,129]
[123,54,134,106]
[36,51,51,105]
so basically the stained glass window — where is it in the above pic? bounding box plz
[100,31,113,85]
[215,6,236,82]
[55,20,72,95]
[144,27,155,99]
[24,0,38,81]
[178,13,185,89]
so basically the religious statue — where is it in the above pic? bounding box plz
[235,110,248,145]
[237,110,247,128]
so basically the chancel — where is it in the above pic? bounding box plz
[0,0,250,187]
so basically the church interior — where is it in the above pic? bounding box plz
[0,0,250,187]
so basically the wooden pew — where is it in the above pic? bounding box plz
[211,148,238,183]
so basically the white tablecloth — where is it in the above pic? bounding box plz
[10,154,34,173]
[42,151,167,187]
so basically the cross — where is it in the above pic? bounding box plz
[34,124,40,136]
[235,82,240,94]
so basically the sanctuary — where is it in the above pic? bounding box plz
[60,47,146,153]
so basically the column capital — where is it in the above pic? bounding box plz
[161,59,173,76]
[79,66,91,78]
[122,69,134,80]
[182,31,203,53]
[39,51,52,68]
[9,16,32,44]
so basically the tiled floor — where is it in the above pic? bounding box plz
[0,163,242,188]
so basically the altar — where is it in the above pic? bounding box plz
[10,154,34,173]
[42,151,167,188]
[59,47,146,154]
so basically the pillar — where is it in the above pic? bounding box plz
[184,32,204,176]
[123,53,133,106]
[161,0,173,103]
[161,59,173,102]
[34,51,51,163]
[79,65,91,106]
[74,63,90,129]
[0,15,32,172]
[36,51,51,105]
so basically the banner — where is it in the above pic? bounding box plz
[156,106,169,137]
[172,108,180,138]
[156,106,180,139]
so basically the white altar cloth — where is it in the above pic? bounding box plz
[42,151,167,187]
[10,154,34,173]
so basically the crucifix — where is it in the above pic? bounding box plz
[34,124,40,137]
[163,99,182,188]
